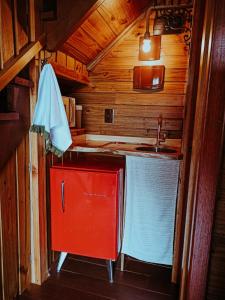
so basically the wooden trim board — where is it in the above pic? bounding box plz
[180,0,225,299]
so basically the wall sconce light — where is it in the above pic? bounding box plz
[139,35,161,61]
[139,7,161,61]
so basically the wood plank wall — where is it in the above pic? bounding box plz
[71,17,189,138]
[0,0,30,69]
[0,135,30,300]
[207,138,225,299]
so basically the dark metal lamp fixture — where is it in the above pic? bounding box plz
[139,3,193,60]
[153,6,192,47]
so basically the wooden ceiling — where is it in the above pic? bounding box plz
[60,0,193,66]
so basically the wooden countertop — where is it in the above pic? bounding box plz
[69,135,182,160]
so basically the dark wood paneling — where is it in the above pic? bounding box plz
[207,141,225,299]
[172,0,206,284]
[183,0,225,299]
[0,153,18,299]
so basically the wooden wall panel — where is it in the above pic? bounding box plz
[17,0,29,51]
[0,82,31,298]
[1,0,14,64]
[89,68,187,82]
[97,0,149,35]
[0,153,18,300]
[72,15,189,138]
[0,136,31,299]
[77,81,186,94]
[81,10,116,49]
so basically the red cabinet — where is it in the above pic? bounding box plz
[50,160,124,260]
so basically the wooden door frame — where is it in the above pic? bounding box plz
[180,0,225,299]
[172,0,206,284]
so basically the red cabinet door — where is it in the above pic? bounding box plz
[50,168,120,260]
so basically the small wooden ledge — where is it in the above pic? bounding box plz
[13,76,34,88]
[51,61,89,85]
[70,128,85,136]
[0,112,20,121]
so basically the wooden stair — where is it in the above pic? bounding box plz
[0,81,30,170]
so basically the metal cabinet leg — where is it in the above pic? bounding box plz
[57,252,67,272]
[107,260,114,283]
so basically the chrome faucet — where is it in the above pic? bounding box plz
[155,115,166,147]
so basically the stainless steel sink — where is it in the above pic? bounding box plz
[135,146,177,153]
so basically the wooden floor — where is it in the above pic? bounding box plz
[18,254,178,300]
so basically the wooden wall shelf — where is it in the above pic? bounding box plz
[0,112,20,121]
[51,61,89,85]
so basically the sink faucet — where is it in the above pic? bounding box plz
[155,115,166,147]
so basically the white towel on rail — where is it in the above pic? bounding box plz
[122,156,180,265]
[31,64,72,156]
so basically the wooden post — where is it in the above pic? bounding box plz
[29,57,49,285]
[29,58,41,284]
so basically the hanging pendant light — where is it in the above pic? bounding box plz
[139,7,161,61]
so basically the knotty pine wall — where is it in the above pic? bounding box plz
[71,17,189,138]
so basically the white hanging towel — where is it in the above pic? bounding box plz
[31,64,72,156]
[122,156,180,265]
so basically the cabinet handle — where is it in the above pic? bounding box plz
[61,181,65,213]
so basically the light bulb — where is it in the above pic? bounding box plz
[142,39,151,53]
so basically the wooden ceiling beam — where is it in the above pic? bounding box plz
[87,12,145,71]
[0,35,45,92]
[46,0,104,51]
